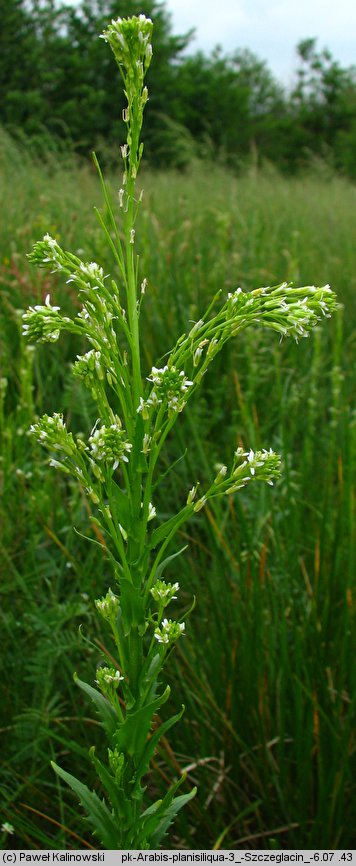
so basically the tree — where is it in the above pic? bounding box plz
[167,47,285,166]
[291,38,356,172]
[0,0,192,157]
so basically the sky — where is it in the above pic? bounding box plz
[164,0,356,85]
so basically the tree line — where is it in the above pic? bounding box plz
[1,0,356,176]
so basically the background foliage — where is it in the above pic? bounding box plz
[1,0,356,175]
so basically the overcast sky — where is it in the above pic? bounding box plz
[164,0,356,85]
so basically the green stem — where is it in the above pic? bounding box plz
[144,505,193,604]
[125,193,142,409]
[128,627,143,697]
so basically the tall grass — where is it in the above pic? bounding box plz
[1,130,355,848]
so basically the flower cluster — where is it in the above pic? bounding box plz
[78,261,105,284]
[72,350,104,392]
[95,588,120,623]
[67,262,111,304]
[108,748,125,786]
[29,413,77,457]
[150,580,179,607]
[100,15,153,84]
[28,235,112,308]
[89,420,132,469]
[28,233,67,273]
[224,447,281,494]
[96,666,124,691]
[138,366,193,417]
[1,823,14,836]
[168,283,339,385]
[22,294,72,343]
[226,283,339,341]
[25,236,115,345]
[154,618,185,645]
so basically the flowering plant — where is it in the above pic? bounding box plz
[24,15,338,849]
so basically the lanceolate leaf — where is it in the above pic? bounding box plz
[74,673,119,739]
[138,775,196,846]
[89,748,131,825]
[131,706,185,794]
[153,546,188,582]
[120,578,146,631]
[149,507,191,549]
[114,686,171,761]
[149,788,197,848]
[51,761,119,849]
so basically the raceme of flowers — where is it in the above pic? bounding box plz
[29,412,132,477]
[154,618,185,645]
[150,580,180,606]
[167,282,339,382]
[22,293,72,343]
[95,589,121,626]
[29,413,77,456]
[88,421,132,469]
[137,365,193,418]
[100,15,153,85]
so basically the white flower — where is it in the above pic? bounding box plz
[214,464,227,483]
[88,422,132,468]
[193,346,203,366]
[95,588,120,621]
[189,318,204,338]
[142,433,151,454]
[146,366,193,413]
[187,485,198,504]
[95,665,124,691]
[22,296,64,343]
[1,822,14,835]
[29,413,77,457]
[226,446,281,494]
[79,261,104,283]
[193,496,207,512]
[150,580,179,605]
[154,618,185,645]
[247,449,255,475]
[148,502,156,521]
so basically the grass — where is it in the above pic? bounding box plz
[0,128,355,849]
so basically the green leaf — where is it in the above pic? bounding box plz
[152,451,187,490]
[150,787,197,847]
[139,647,162,695]
[149,507,190,549]
[132,706,185,794]
[133,648,163,707]
[120,578,145,632]
[154,545,188,581]
[114,686,170,762]
[89,748,131,824]
[139,774,196,846]
[110,484,130,532]
[73,525,121,573]
[74,673,119,739]
[51,761,119,849]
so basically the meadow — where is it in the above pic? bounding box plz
[0,126,355,849]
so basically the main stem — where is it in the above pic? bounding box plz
[125,187,141,410]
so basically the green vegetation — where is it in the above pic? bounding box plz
[1,0,356,176]
[1,116,355,847]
